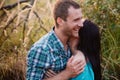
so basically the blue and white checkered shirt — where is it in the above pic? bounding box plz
[26,28,71,80]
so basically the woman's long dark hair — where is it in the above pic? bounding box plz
[78,20,101,80]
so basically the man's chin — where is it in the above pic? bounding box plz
[72,34,79,38]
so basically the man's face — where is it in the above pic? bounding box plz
[62,6,83,38]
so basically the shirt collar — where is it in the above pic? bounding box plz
[50,27,64,50]
[50,27,71,57]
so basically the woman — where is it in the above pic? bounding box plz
[70,20,101,80]
[44,20,102,80]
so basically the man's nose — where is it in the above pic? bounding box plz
[78,20,83,27]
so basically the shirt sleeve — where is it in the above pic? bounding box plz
[26,45,51,80]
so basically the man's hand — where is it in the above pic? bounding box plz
[44,70,57,79]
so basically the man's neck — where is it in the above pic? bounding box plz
[54,27,69,50]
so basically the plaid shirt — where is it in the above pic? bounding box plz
[27,28,71,80]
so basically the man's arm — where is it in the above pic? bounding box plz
[44,55,85,80]
[26,46,50,80]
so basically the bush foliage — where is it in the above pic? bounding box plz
[79,0,120,79]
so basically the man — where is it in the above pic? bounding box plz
[27,0,85,80]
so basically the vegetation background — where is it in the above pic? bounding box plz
[0,0,120,80]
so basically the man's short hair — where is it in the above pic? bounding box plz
[53,0,80,26]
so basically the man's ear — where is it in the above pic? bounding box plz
[57,17,64,26]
